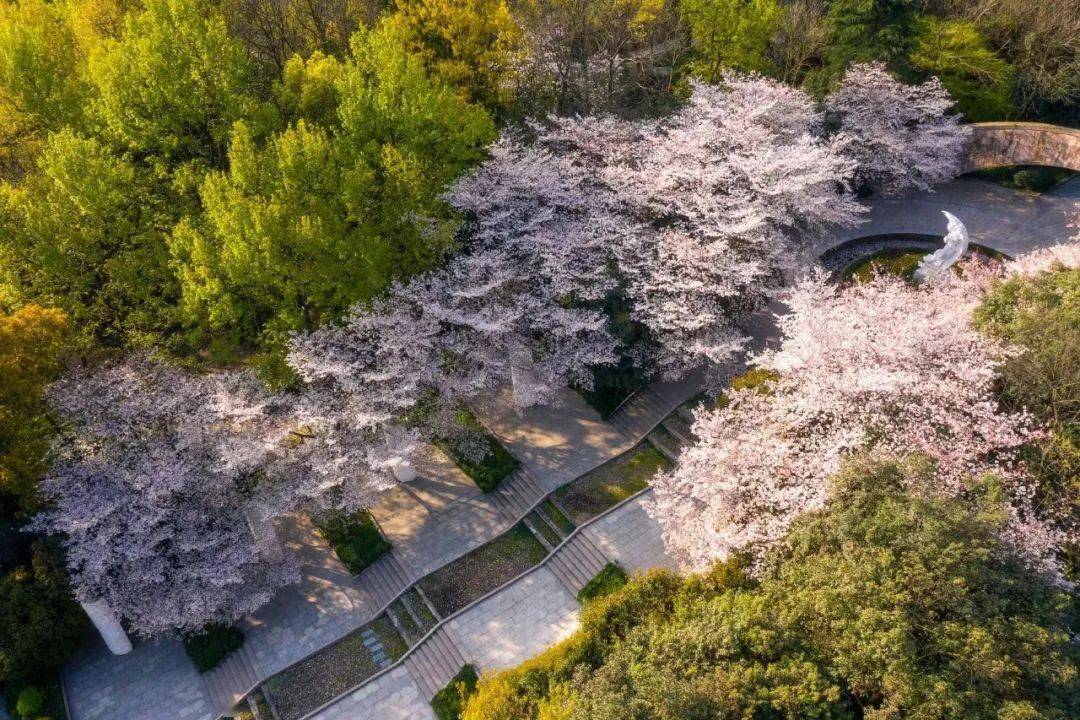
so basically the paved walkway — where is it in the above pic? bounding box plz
[310,491,677,719]
[62,175,1077,720]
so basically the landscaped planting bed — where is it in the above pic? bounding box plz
[843,245,1005,284]
[261,614,405,720]
[553,444,670,524]
[436,408,519,493]
[314,509,391,575]
[418,523,549,617]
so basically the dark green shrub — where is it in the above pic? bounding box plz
[1012,167,1057,192]
[577,563,628,605]
[182,623,244,673]
[315,510,391,575]
[14,686,44,718]
[430,664,479,720]
[0,540,89,684]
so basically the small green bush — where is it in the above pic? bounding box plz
[316,510,391,575]
[14,686,44,718]
[182,623,244,673]
[431,664,479,720]
[1012,168,1057,192]
[577,563,628,605]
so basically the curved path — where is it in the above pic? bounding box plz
[62,126,1079,720]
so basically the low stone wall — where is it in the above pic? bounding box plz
[963,122,1080,173]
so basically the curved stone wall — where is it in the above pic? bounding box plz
[963,122,1080,173]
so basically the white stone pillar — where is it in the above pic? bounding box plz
[80,598,133,655]
[390,459,417,482]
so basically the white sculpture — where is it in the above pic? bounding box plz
[914,211,970,283]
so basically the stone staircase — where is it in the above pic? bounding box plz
[402,625,470,701]
[487,466,547,523]
[202,640,263,717]
[545,531,611,597]
[356,552,414,612]
[608,385,671,439]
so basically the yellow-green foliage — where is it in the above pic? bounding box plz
[389,0,524,109]
[682,0,781,80]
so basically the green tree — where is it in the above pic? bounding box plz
[975,267,1079,575]
[170,20,495,367]
[0,130,181,349]
[682,0,782,81]
[462,457,1080,719]
[389,0,524,110]
[0,540,89,685]
[86,0,254,166]
[910,17,1016,121]
[824,0,919,76]
[0,306,68,514]
[0,0,87,178]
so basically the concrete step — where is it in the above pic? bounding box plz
[661,413,695,445]
[489,466,546,523]
[547,532,611,597]
[202,636,262,717]
[403,626,469,701]
[358,552,412,611]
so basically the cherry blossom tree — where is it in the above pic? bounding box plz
[826,62,969,195]
[37,356,300,635]
[649,263,1063,576]
[450,74,864,382]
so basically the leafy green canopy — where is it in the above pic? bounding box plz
[462,458,1080,720]
[171,20,495,364]
[0,0,494,363]
[975,267,1079,576]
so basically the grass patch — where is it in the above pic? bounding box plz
[430,664,479,720]
[436,408,519,493]
[554,445,670,524]
[408,589,439,626]
[419,523,549,617]
[843,249,926,283]
[843,246,1005,285]
[541,500,576,535]
[577,563,629,605]
[182,623,244,673]
[314,509,391,575]
[391,599,421,643]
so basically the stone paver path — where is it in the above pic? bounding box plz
[63,175,1078,720]
[448,566,581,670]
[64,636,213,720]
[583,494,676,573]
[306,666,434,720]
[474,386,632,493]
